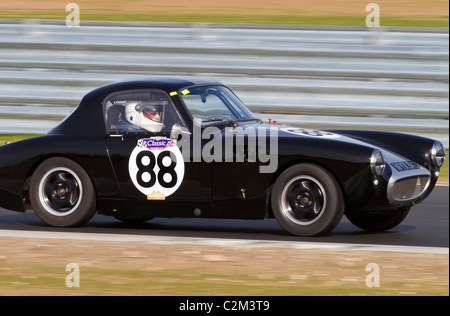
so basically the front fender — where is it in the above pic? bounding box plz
[327,130,441,208]
[328,130,437,169]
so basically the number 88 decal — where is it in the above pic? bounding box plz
[129,138,185,200]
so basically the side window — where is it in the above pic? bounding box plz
[103,89,185,134]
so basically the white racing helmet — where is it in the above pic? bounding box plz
[125,101,165,132]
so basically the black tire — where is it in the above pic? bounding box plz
[345,207,410,232]
[29,157,97,227]
[271,163,345,237]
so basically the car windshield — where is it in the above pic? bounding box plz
[179,86,257,125]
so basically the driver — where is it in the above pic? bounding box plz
[125,101,165,132]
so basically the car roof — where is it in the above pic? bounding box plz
[92,76,224,96]
[49,76,225,136]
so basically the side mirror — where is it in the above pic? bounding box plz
[170,123,191,141]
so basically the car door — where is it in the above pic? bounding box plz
[103,89,202,201]
[176,85,272,201]
[210,126,271,200]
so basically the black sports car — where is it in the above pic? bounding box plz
[0,77,445,236]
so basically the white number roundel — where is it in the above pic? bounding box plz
[281,127,341,139]
[129,138,185,200]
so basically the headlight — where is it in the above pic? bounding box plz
[431,141,445,168]
[370,149,385,176]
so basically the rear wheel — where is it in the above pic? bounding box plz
[345,207,410,232]
[29,157,97,227]
[271,163,345,237]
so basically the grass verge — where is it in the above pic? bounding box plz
[0,12,448,27]
[0,134,41,145]
[0,238,448,296]
[1,264,447,296]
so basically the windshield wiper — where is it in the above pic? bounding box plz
[202,118,238,127]
[237,118,263,123]
[202,117,227,123]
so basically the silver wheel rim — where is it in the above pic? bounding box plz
[38,167,83,217]
[280,175,327,226]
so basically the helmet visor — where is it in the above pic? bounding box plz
[136,101,164,123]
[143,110,162,123]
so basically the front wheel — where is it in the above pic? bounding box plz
[345,207,410,232]
[29,157,97,227]
[271,163,345,237]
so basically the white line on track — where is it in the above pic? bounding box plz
[0,229,448,255]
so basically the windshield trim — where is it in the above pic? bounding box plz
[177,84,256,127]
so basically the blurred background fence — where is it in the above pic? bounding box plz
[0,20,448,146]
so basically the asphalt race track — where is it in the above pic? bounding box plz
[0,185,448,249]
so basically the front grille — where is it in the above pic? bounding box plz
[392,176,430,201]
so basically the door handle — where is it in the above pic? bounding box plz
[109,134,124,141]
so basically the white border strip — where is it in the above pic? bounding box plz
[0,229,448,255]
